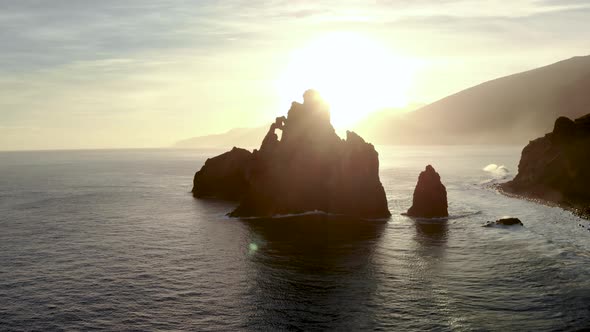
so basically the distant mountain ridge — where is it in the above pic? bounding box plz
[175,105,422,149]
[356,55,590,144]
[177,55,590,147]
[174,126,267,149]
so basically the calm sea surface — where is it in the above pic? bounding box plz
[1,146,589,331]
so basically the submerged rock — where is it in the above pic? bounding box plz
[483,217,523,227]
[500,113,590,218]
[192,89,391,218]
[406,165,448,218]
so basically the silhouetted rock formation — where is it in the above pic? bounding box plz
[500,114,590,218]
[191,147,253,200]
[406,165,448,218]
[483,218,523,227]
[192,90,391,218]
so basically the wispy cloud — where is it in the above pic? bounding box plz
[2,0,587,71]
[0,0,588,150]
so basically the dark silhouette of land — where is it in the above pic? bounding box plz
[357,55,590,145]
[175,126,267,149]
[405,165,448,218]
[500,113,590,219]
[192,90,390,218]
[177,55,590,148]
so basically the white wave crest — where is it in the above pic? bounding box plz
[483,163,509,175]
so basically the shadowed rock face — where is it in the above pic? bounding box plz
[406,165,448,218]
[192,90,391,218]
[501,113,590,216]
[191,147,253,200]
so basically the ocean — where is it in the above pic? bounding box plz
[1,146,589,331]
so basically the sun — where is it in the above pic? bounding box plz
[277,32,415,129]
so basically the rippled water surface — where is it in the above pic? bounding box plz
[1,147,589,331]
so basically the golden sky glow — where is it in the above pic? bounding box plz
[277,32,416,129]
[0,1,589,150]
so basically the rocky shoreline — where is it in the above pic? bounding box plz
[495,183,590,220]
[498,114,590,220]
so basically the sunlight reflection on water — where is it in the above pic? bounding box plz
[0,147,589,331]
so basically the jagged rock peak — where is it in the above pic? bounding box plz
[191,89,391,218]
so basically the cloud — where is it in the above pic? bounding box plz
[0,1,589,150]
[0,1,236,72]
[2,0,588,73]
[386,5,590,50]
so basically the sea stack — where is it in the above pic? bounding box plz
[191,89,391,219]
[406,165,448,218]
[500,113,590,217]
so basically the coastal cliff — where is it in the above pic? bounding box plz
[500,114,590,217]
[192,90,391,218]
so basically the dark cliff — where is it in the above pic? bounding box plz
[500,114,590,217]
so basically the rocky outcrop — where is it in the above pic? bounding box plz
[483,217,523,227]
[191,147,253,200]
[192,90,391,218]
[405,165,448,218]
[500,114,590,217]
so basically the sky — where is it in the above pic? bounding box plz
[0,0,589,150]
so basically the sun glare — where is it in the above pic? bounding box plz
[277,32,415,129]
